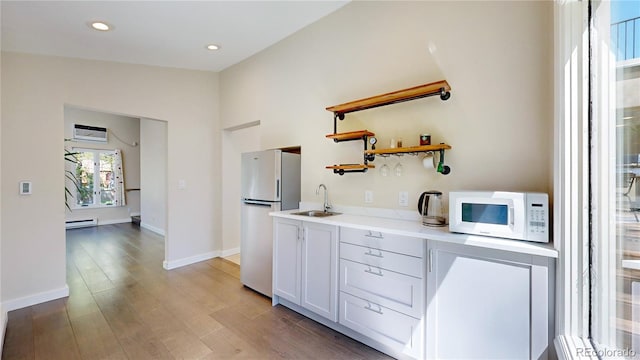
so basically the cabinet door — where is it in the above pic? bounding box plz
[426,241,552,360]
[301,222,338,321]
[273,218,301,304]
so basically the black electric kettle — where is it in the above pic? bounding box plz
[418,191,446,227]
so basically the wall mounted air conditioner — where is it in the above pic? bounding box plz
[73,124,108,142]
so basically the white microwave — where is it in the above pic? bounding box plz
[449,191,549,243]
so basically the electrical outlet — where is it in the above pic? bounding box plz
[364,190,374,203]
[399,191,409,207]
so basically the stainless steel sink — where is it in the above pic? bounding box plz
[292,210,341,217]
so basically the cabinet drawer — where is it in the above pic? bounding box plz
[340,259,424,318]
[339,227,424,257]
[340,292,423,359]
[340,242,424,278]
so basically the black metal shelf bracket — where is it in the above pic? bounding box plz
[362,135,371,167]
[330,133,372,175]
[439,87,451,101]
[333,167,369,176]
[333,112,345,135]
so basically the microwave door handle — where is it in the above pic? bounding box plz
[509,206,515,226]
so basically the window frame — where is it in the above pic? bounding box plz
[589,0,617,350]
[70,147,118,210]
[553,0,594,357]
[554,0,626,358]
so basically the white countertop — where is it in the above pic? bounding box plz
[271,208,558,258]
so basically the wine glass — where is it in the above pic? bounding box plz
[379,155,389,177]
[394,160,403,177]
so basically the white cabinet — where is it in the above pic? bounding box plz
[301,222,338,320]
[273,218,301,304]
[339,257,423,318]
[426,240,554,360]
[273,218,338,322]
[339,228,426,359]
[272,214,556,360]
[340,292,423,354]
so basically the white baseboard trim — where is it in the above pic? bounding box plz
[140,222,166,236]
[2,285,70,313]
[221,247,240,258]
[163,251,220,270]
[98,218,132,226]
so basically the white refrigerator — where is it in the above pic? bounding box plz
[240,149,300,297]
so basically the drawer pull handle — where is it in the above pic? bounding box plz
[364,302,383,315]
[364,231,384,239]
[364,267,384,277]
[429,249,433,273]
[364,249,384,258]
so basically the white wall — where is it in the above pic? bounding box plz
[1,53,220,308]
[64,107,141,224]
[0,0,553,315]
[221,124,261,255]
[140,118,167,236]
[220,1,554,213]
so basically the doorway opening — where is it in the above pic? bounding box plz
[64,105,168,247]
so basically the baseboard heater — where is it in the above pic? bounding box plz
[65,218,98,229]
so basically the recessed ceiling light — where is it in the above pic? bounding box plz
[206,44,220,51]
[90,22,111,31]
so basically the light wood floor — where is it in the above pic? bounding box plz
[223,254,240,266]
[2,223,389,360]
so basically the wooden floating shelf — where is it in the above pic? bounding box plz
[365,144,452,155]
[326,80,451,115]
[325,130,375,141]
[326,164,375,170]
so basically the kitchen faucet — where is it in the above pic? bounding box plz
[316,184,331,212]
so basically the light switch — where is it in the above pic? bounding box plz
[178,180,186,189]
[364,190,373,203]
[19,181,32,195]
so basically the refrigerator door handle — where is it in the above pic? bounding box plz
[276,179,280,199]
[242,200,274,207]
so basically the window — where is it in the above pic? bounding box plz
[70,148,125,208]
[590,0,640,357]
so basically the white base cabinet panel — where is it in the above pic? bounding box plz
[273,218,338,322]
[339,292,423,359]
[273,218,301,304]
[272,217,555,360]
[426,240,554,360]
[340,242,424,278]
[340,227,424,256]
[339,228,426,359]
[301,222,338,321]
[339,258,423,318]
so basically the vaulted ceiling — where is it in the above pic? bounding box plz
[1,1,349,72]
